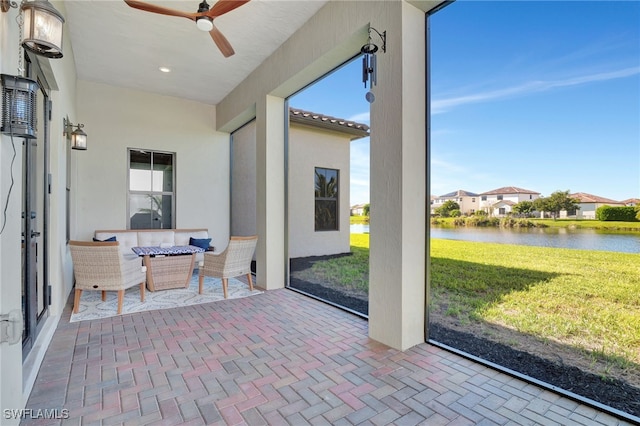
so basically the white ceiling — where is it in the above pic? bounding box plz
[63,0,328,105]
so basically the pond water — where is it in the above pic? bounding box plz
[350,224,640,254]
[350,224,371,234]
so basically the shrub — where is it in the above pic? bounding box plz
[500,218,538,228]
[475,210,487,217]
[452,217,466,226]
[472,217,499,227]
[596,206,638,222]
[450,209,461,217]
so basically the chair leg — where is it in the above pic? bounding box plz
[140,282,145,302]
[73,289,82,313]
[222,278,228,299]
[247,273,253,291]
[101,291,106,301]
[198,271,205,294]
[117,290,124,314]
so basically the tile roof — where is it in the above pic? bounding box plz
[289,108,370,139]
[569,192,624,204]
[492,200,516,207]
[480,186,540,195]
[439,189,479,198]
[621,198,640,205]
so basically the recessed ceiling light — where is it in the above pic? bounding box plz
[159,67,171,73]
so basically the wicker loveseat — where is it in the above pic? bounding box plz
[94,228,214,291]
[94,228,213,264]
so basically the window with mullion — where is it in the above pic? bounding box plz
[128,149,175,229]
[314,167,339,231]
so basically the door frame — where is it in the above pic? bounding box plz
[21,54,51,357]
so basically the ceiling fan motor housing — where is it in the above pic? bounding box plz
[196,0,213,31]
[196,16,213,31]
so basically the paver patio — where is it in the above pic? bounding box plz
[22,284,634,425]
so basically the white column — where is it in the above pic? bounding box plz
[368,2,427,350]
[255,96,286,290]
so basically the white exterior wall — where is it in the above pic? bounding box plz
[288,125,351,258]
[578,203,597,219]
[75,81,229,250]
[231,120,352,258]
[482,193,539,216]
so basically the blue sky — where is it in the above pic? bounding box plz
[290,1,640,206]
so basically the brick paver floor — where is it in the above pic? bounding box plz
[22,286,634,425]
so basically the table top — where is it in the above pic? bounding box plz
[131,245,205,256]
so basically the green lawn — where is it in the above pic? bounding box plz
[292,234,369,293]
[350,215,370,225]
[321,233,640,369]
[532,218,640,230]
[434,216,640,231]
[430,238,640,369]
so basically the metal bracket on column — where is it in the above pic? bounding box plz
[0,309,23,345]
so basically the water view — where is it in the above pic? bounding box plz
[350,224,640,254]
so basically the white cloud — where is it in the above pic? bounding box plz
[432,66,640,114]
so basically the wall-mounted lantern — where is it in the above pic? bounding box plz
[1,0,65,59]
[64,117,88,150]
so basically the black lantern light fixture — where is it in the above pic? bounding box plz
[1,73,39,139]
[361,26,386,104]
[64,117,87,150]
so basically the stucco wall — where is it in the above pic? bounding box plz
[75,81,229,250]
[288,124,351,258]
[231,120,352,258]
[231,121,257,237]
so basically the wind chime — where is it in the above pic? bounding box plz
[361,26,386,103]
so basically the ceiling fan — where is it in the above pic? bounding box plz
[124,0,250,57]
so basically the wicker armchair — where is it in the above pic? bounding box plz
[198,236,258,297]
[69,241,146,314]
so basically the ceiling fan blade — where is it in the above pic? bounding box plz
[124,0,197,20]
[205,0,250,18]
[210,26,235,57]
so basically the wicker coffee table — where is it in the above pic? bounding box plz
[132,246,205,291]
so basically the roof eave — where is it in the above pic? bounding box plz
[289,115,370,140]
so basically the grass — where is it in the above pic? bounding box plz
[430,238,640,368]
[307,233,640,370]
[532,218,640,231]
[350,215,370,225]
[293,234,369,293]
[434,216,640,231]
